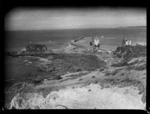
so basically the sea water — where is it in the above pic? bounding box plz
[5,27,146,52]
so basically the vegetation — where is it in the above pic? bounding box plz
[37,53,106,76]
[113,45,146,59]
[112,45,146,67]
[100,78,143,88]
[126,64,146,71]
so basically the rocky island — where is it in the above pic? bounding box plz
[5,36,146,109]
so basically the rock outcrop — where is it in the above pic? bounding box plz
[7,43,53,57]
[112,45,146,67]
[25,44,47,53]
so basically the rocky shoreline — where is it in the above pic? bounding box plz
[5,37,146,109]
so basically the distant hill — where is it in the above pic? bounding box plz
[118,26,146,29]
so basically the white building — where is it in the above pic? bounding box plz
[125,40,132,46]
[94,38,100,46]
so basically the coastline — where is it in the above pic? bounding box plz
[5,36,146,109]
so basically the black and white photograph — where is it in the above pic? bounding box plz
[4,7,146,109]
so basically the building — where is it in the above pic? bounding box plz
[122,38,132,46]
[125,40,132,45]
[90,36,100,51]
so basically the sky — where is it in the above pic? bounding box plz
[5,8,146,30]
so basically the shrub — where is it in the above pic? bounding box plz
[134,64,146,71]
[92,76,96,78]
[112,69,120,76]
[79,78,83,81]
[105,71,112,76]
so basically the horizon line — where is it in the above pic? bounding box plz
[6,25,146,31]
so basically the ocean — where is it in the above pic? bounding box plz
[5,27,146,52]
